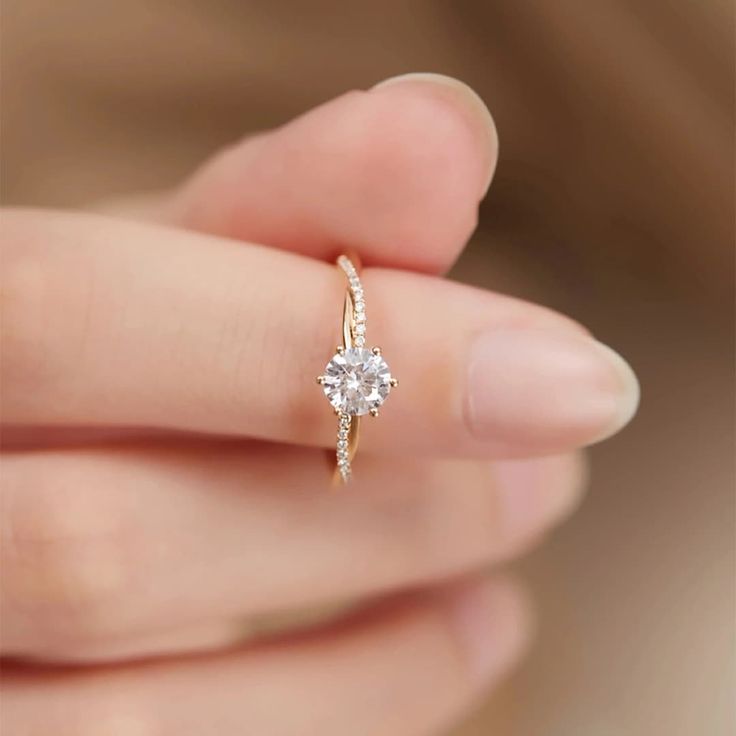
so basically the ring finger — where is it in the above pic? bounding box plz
[1,577,529,736]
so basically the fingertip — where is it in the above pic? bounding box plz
[589,340,641,441]
[371,73,498,197]
[434,575,534,687]
[465,328,641,453]
[329,74,498,270]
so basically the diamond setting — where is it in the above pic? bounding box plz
[322,348,393,416]
[319,255,398,483]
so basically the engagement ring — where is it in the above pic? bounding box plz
[316,255,398,484]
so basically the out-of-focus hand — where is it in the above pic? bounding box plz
[0,74,639,735]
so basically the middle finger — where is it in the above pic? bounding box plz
[2,209,638,458]
[0,443,582,660]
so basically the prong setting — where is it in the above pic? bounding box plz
[390,378,399,387]
[369,408,379,417]
[322,347,392,416]
[372,346,381,356]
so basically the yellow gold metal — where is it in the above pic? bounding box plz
[342,292,354,348]
[369,408,379,417]
[372,346,381,356]
[390,378,399,387]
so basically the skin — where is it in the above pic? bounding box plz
[0,75,639,735]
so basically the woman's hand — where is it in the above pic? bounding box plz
[0,75,638,735]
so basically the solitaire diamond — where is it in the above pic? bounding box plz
[322,348,393,416]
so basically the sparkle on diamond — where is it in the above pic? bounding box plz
[322,348,392,416]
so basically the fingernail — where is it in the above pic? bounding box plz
[466,329,640,447]
[372,73,497,195]
[444,577,532,684]
[493,453,589,538]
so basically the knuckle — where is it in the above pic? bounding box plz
[5,461,136,643]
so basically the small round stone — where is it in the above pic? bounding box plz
[322,347,393,416]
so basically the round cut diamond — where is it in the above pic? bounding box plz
[322,348,393,416]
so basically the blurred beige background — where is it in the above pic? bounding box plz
[1,2,733,734]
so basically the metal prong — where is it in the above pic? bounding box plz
[336,346,345,355]
[372,346,381,356]
[334,407,341,416]
[369,408,379,417]
[390,378,399,387]
[316,376,326,385]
